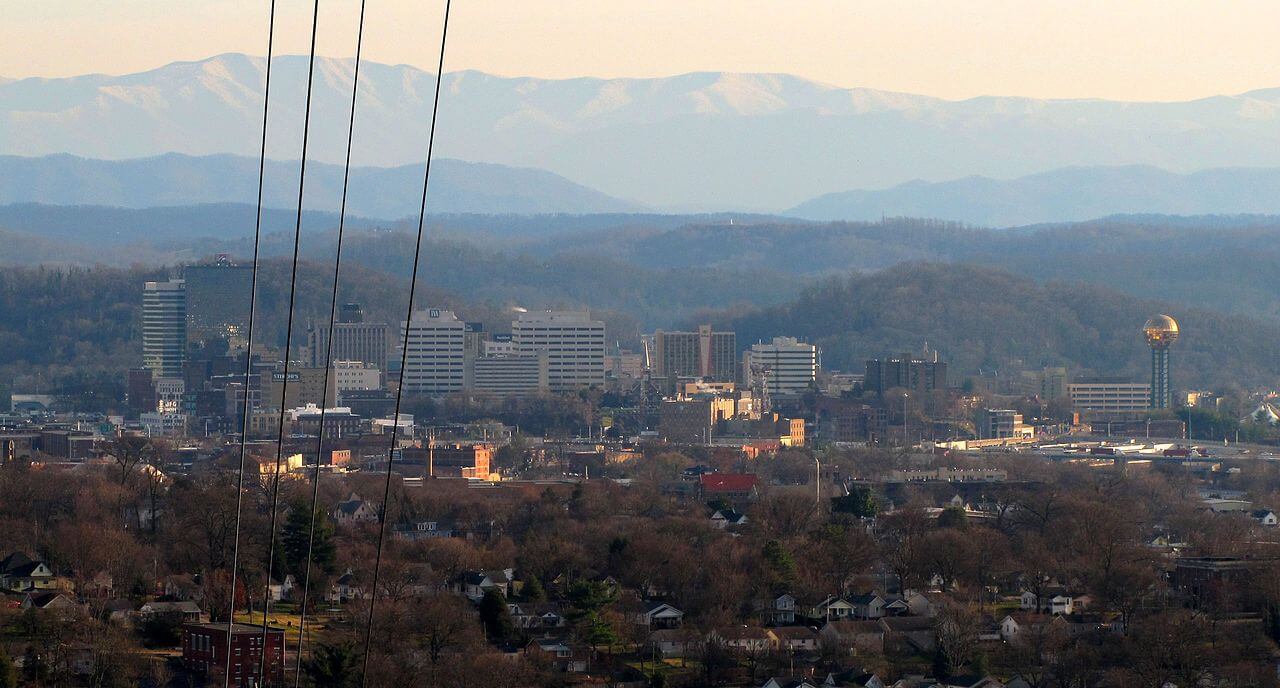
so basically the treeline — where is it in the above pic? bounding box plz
[715,262,1280,389]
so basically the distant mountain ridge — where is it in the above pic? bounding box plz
[6,53,1280,209]
[0,153,641,217]
[787,166,1280,225]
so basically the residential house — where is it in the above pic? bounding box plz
[699,473,761,502]
[328,569,362,603]
[647,629,693,658]
[267,574,296,602]
[999,612,1069,643]
[756,593,797,625]
[761,678,820,688]
[772,626,819,653]
[880,616,937,653]
[633,601,685,629]
[0,552,55,592]
[332,493,378,524]
[22,591,80,613]
[1253,510,1278,527]
[139,600,202,624]
[458,569,515,602]
[715,626,776,653]
[711,509,749,529]
[819,620,886,655]
[806,595,856,621]
[1019,589,1073,615]
[848,593,886,620]
[525,637,589,673]
[509,602,565,630]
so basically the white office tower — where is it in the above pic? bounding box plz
[743,337,819,398]
[401,309,466,394]
[512,310,606,390]
[142,279,187,380]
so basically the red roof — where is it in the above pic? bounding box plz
[700,473,759,492]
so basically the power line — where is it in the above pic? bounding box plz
[360,1,452,683]
[224,1,276,684]
[258,0,323,679]
[294,0,367,683]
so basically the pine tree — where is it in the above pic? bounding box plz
[282,502,336,582]
[479,589,514,641]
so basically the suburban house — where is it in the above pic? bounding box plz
[807,595,856,620]
[1252,510,1278,527]
[772,626,819,653]
[328,569,362,603]
[715,626,775,653]
[633,601,685,629]
[819,620,886,655]
[879,616,937,653]
[455,569,515,602]
[332,494,378,524]
[139,600,202,624]
[525,637,589,673]
[1019,589,1074,615]
[761,678,820,688]
[1000,612,1069,642]
[848,593,886,620]
[509,602,565,630]
[756,593,798,625]
[0,552,55,593]
[711,509,749,529]
[21,591,79,612]
[647,629,692,658]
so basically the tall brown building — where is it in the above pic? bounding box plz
[652,325,736,382]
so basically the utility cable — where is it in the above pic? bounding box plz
[293,0,367,683]
[259,0,322,679]
[225,1,276,684]
[360,1,452,683]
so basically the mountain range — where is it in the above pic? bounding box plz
[0,153,639,218]
[787,166,1280,226]
[7,54,1280,210]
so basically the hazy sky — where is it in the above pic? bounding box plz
[6,0,1280,101]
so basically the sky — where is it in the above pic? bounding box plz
[5,0,1280,101]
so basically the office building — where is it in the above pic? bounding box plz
[651,325,737,382]
[864,352,947,396]
[262,368,337,411]
[183,258,252,347]
[1068,377,1152,415]
[143,279,187,380]
[472,354,549,395]
[975,408,1033,440]
[401,309,467,394]
[306,303,390,370]
[332,361,381,396]
[126,368,157,416]
[742,337,819,398]
[512,310,606,390]
[1143,314,1180,409]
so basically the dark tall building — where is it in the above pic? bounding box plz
[126,368,157,415]
[307,303,391,369]
[864,352,947,396]
[1143,314,1179,409]
[183,258,253,347]
[651,325,737,382]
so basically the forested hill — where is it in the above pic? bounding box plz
[717,263,1280,389]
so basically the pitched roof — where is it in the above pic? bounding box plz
[699,473,759,492]
[0,552,36,574]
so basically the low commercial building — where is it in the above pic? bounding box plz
[1068,377,1151,416]
[181,622,285,687]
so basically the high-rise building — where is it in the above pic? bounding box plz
[742,337,819,398]
[306,303,390,370]
[651,325,737,382]
[512,310,606,390]
[1143,314,1179,409]
[183,258,252,347]
[864,353,947,396]
[401,309,466,394]
[143,279,187,379]
[472,353,549,395]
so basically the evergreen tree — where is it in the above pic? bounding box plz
[0,647,16,688]
[521,575,546,602]
[282,502,337,582]
[303,642,359,688]
[479,589,514,641]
